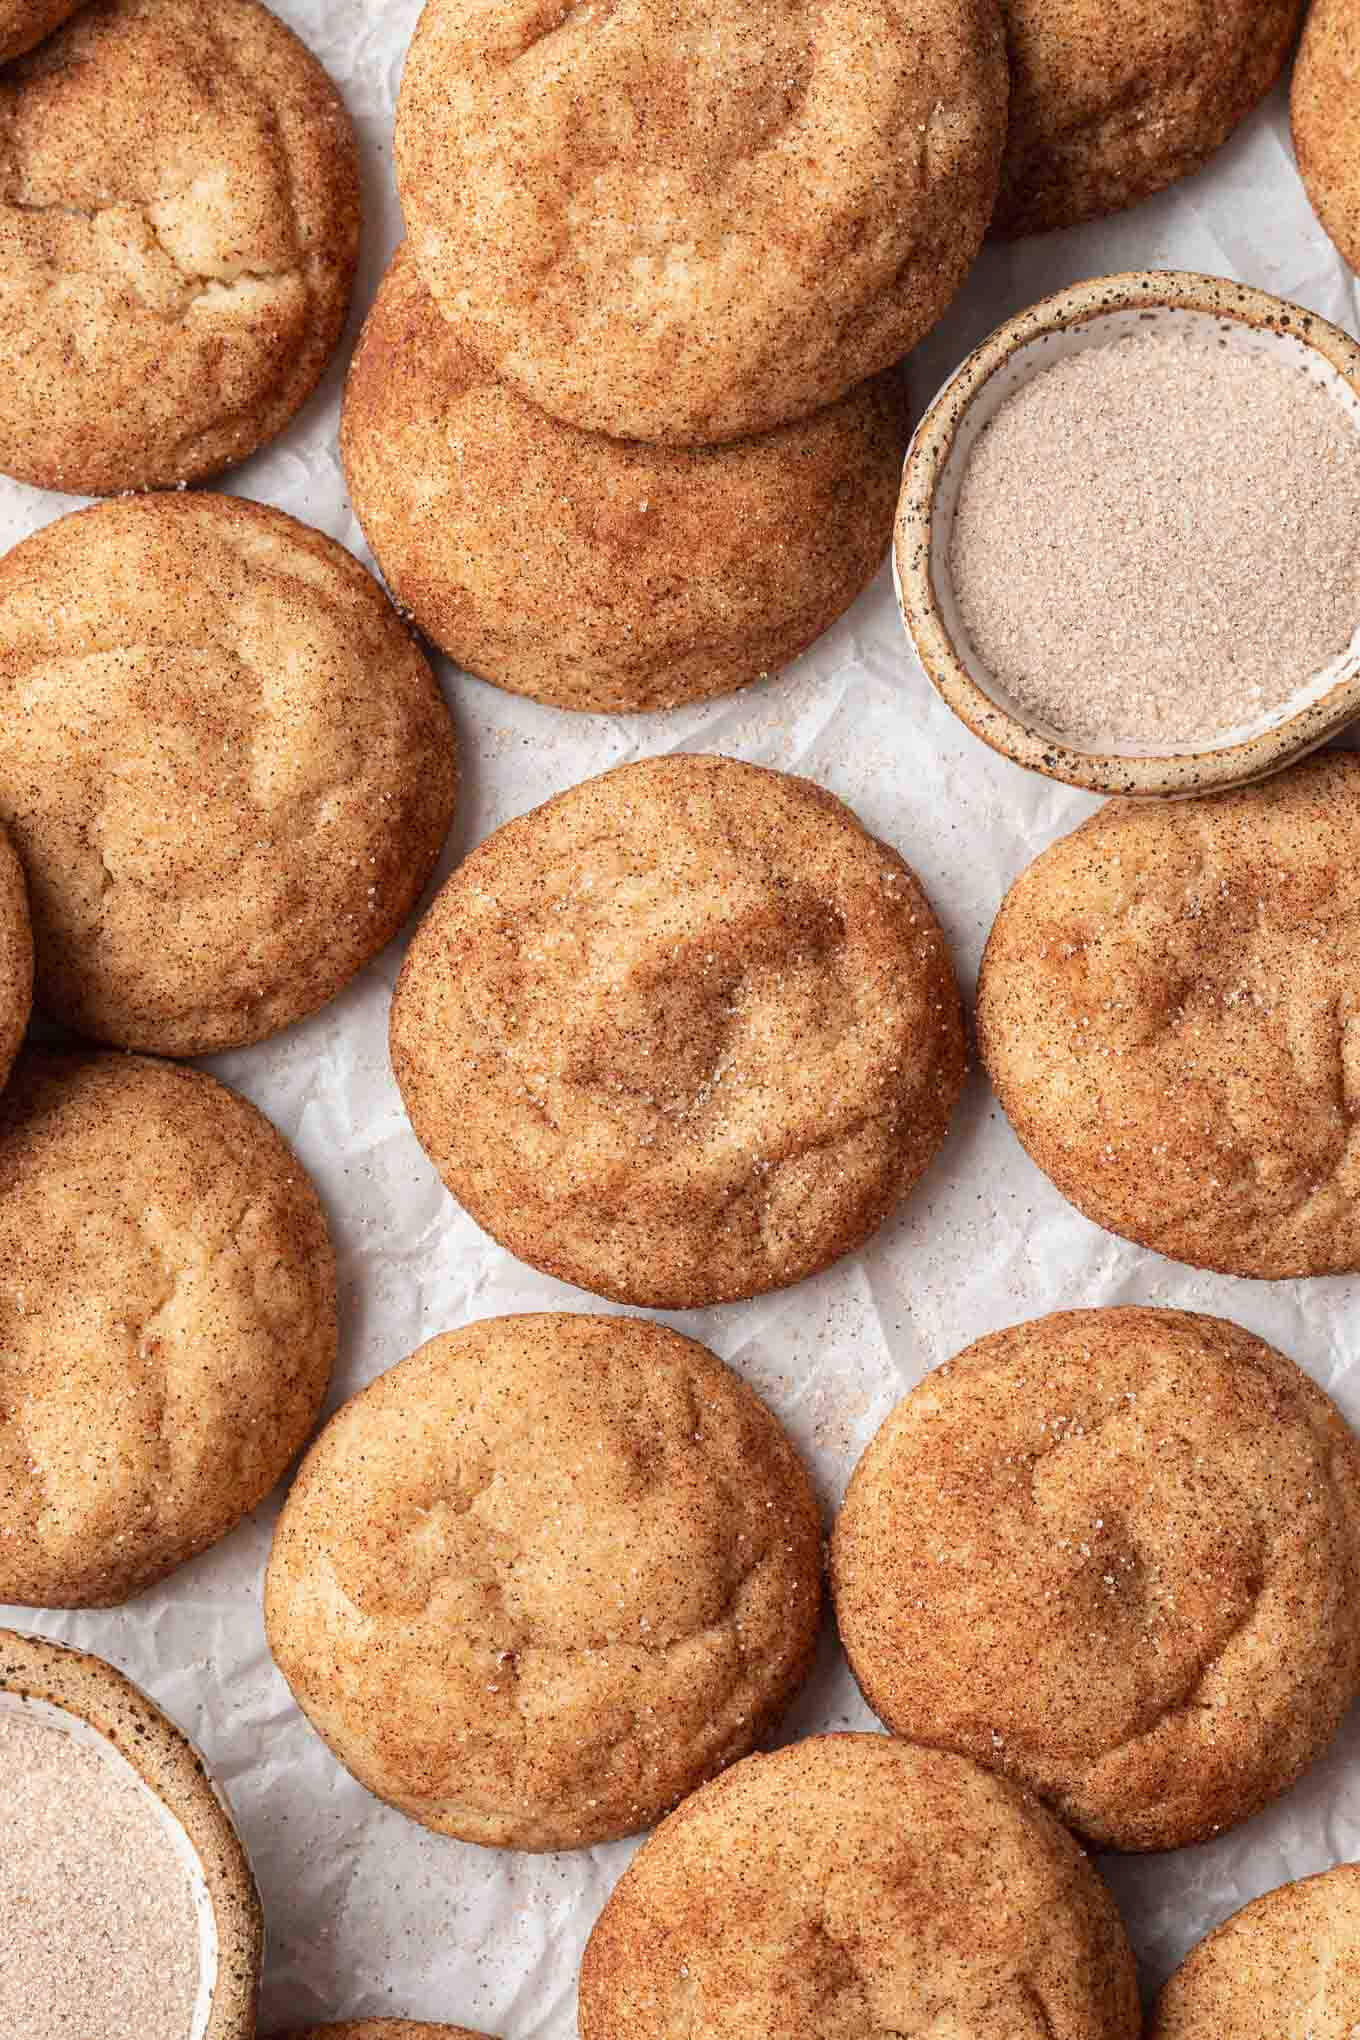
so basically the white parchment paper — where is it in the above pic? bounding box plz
[3,11,1359,2027]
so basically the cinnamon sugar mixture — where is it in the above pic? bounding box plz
[0,1710,202,2040]
[950,330,1360,749]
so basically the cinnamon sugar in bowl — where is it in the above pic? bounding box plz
[895,272,1360,797]
[0,1628,261,2040]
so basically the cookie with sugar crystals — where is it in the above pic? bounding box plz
[395,0,1007,444]
[832,1306,1360,1851]
[390,753,965,1307]
[1150,1867,1360,2038]
[580,1736,1141,2040]
[265,1313,822,1850]
[1294,0,1360,276]
[994,0,1303,235]
[0,492,456,1056]
[0,821,32,1097]
[0,0,360,493]
[341,246,910,714]
[978,751,1360,1276]
[0,0,80,62]
[0,1050,337,1608]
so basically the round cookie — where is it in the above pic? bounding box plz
[0,1050,337,1608]
[832,1307,1360,1852]
[0,821,32,1096]
[992,0,1303,235]
[341,247,910,715]
[1150,1866,1360,2038]
[0,493,457,1056]
[0,0,80,63]
[977,751,1360,1277]
[274,2028,492,2040]
[0,0,360,494]
[394,0,1008,445]
[390,754,966,1308]
[265,1313,822,1851]
[1294,0,1360,275]
[580,1735,1141,2040]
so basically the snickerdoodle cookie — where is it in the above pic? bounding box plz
[580,1736,1140,2040]
[0,493,456,1056]
[1294,0,1360,275]
[0,0,79,63]
[977,751,1360,1277]
[390,755,965,1307]
[993,0,1303,235]
[266,1314,821,1851]
[0,822,32,1096]
[1151,1866,1360,2038]
[394,0,1007,445]
[0,1050,336,1607]
[832,1307,1360,1852]
[0,0,360,494]
[341,248,910,715]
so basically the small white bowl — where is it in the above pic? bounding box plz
[894,270,1360,797]
[0,1627,262,2040]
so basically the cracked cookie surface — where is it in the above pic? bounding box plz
[394,0,1007,444]
[341,246,910,713]
[0,822,31,1099]
[832,1307,1360,1852]
[580,1734,1140,2040]
[1294,0,1360,278]
[0,1050,337,1608]
[0,0,80,63]
[992,0,1302,235]
[978,752,1360,1277]
[0,0,360,493]
[264,1313,822,1850]
[1150,1866,1360,2039]
[390,753,966,1308]
[0,492,457,1056]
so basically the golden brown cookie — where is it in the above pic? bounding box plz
[0,0,360,494]
[273,2028,492,2040]
[265,1313,822,1851]
[0,821,32,1095]
[394,0,1007,445]
[390,754,965,1307]
[0,1050,337,1608]
[993,0,1303,236]
[0,0,79,63]
[1294,0,1360,274]
[0,493,456,1056]
[580,1735,1141,2040]
[832,1307,1360,1852]
[1150,1866,1360,2038]
[341,247,910,715]
[977,751,1360,1277]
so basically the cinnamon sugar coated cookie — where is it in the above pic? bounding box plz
[1150,1867,1360,2038]
[0,494,456,1056]
[265,1314,822,1850]
[390,755,965,1307]
[0,0,79,62]
[832,1307,1360,1851]
[978,752,1360,1276]
[0,1051,336,1608]
[0,822,31,1097]
[0,0,360,494]
[993,0,1302,234]
[341,248,910,714]
[580,1735,1141,2040]
[394,0,1008,444]
[1294,0,1360,275]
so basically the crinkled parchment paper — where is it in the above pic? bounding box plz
[3,9,1359,2027]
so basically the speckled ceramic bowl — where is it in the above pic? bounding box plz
[0,1627,262,2040]
[895,270,1360,797]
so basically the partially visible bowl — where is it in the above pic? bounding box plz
[894,270,1360,797]
[0,1627,262,2040]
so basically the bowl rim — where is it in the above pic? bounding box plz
[0,1625,263,2040]
[894,267,1360,797]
